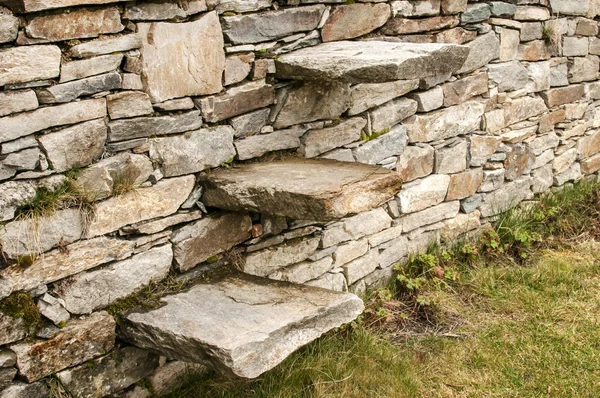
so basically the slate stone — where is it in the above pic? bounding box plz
[69,33,142,58]
[108,111,203,142]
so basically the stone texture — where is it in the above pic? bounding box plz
[518,40,550,61]
[370,98,418,132]
[530,132,559,155]
[276,41,470,83]
[149,126,235,177]
[461,3,491,24]
[455,32,500,75]
[321,208,392,248]
[222,5,325,44]
[488,61,529,92]
[400,200,460,232]
[549,0,589,16]
[504,144,533,180]
[0,382,48,398]
[235,128,304,160]
[70,33,142,58]
[0,208,82,259]
[405,100,485,142]
[553,148,577,174]
[37,293,70,326]
[269,256,334,284]
[353,125,407,164]
[554,162,582,186]
[138,14,225,103]
[224,53,253,86]
[59,54,123,83]
[208,0,271,14]
[54,245,172,314]
[321,3,391,42]
[532,162,553,193]
[0,45,61,86]
[0,311,27,346]
[0,237,136,299]
[480,176,532,217]
[343,250,380,285]
[441,0,467,14]
[442,72,488,107]
[0,7,18,44]
[435,139,468,174]
[299,118,366,158]
[408,86,443,112]
[562,36,588,57]
[75,152,153,201]
[145,361,206,397]
[581,153,600,174]
[38,119,107,172]
[347,79,419,116]
[0,90,38,117]
[396,144,434,182]
[202,159,402,221]
[447,168,484,200]
[504,96,547,126]
[470,135,502,167]
[107,91,153,120]
[274,81,349,129]
[124,0,207,20]
[568,55,600,83]
[108,111,203,142]
[153,97,195,112]
[513,6,549,21]
[122,274,363,378]
[244,237,320,277]
[198,80,275,123]
[577,131,600,159]
[479,169,505,192]
[25,7,123,42]
[171,213,252,272]
[382,15,459,35]
[398,174,450,213]
[540,85,585,107]
[0,98,106,144]
[499,27,520,61]
[86,175,195,237]
[11,311,115,382]
[58,347,159,398]
[392,0,440,17]
[490,2,516,17]
[0,368,16,389]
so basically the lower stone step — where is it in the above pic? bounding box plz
[200,158,403,221]
[120,273,364,379]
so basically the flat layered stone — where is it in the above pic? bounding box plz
[321,207,392,248]
[0,381,48,398]
[480,176,532,217]
[0,7,18,44]
[398,174,450,214]
[149,126,235,177]
[577,131,600,159]
[435,139,468,174]
[0,312,27,346]
[138,14,225,103]
[11,311,115,382]
[540,85,585,107]
[348,79,419,116]
[0,237,136,300]
[54,245,172,314]
[549,0,589,16]
[121,274,364,378]
[235,128,304,160]
[299,118,365,158]
[396,144,434,182]
[108,111,203,142]
[321,3,390,42]
[382,15,459,34]
[38,119,107,172]
[455,32,500,75]
[581,153,600,174]
[447,168,484,201]
[25,7,123,42]
[197,80,274,123]
[0,98,106,144]
[461,3,490,23]
[275,41,469,84]
[353,125,407,164]
[504,96,547,126]
[124,0,206,20]
[0,90,38,117]
[224,53,253,86]
[568,55,600,83]
[221,5,325,44]
[244,237,320,277]
[269,256,334,285]
[201,158,402,221]
[0,45,61,86]
[59,54,123,83]
[70,33,141,58]
[171,213,251,272]
[370,97,417,132]
[488,61,529,92]
[107,91,153,119]
[207,0,271,13]
[86,175,195,237]
[230,109,270,138]
[400,200,460,232]
[392,0,440,17]
[470,135,502,167]
[2,0,128,13]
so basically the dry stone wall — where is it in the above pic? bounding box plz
[1,0,600,394]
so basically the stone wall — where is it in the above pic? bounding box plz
[2,0,600,395]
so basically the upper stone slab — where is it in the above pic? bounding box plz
[275,41,470,84]
[121,273,364,378]
[200,158,403,221]
[0,0,127,13]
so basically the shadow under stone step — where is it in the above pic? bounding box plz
[120,273,364,379]
[199,158,402,221]
[275,41,470,84]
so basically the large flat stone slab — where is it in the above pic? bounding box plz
[200,159,403,221]
[121,274,363,378]
[275,41,469,84]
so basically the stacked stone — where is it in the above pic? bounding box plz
[1,0,600,394]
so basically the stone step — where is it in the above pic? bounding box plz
[199,158,403,221]
[121,273,364,379]
[275,41,469,84]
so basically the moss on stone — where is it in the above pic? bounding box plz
[0,291,42,331]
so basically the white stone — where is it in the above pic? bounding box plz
[398,174,450,213]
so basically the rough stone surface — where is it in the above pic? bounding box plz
[406,101,485,142]
[532,163,554,193]
[222,5,325,44]
[322,208,392,248]
[11,311,115,382]
[470,135,502,167]
[274,81,350,129]
[540,85,585,107]
[299,118,366,158]
[108,111,203,142]
[504,144,533,180]
[276,41,469,84]
[198,80,275,123]
[480,177,532,217]
[25,7,123,42]
[124,0,207,20]
[353,125,407,165]
[568,56,600,83]
[554,162,582,185]
[0,45,61,86]
[235,128,304,160]
[121,274,364,378]
[0,90,38,117]
[269,256,334,284]
[224,53,253,86]
[321,3,391,42]
[382,15,459,35]
[442,72,488,107]
[499,27,520,61]
[38,119,107,173]
[455,32,500,75]
[0,382,48,398]
[245,237,320,277]
[149,126,235,177]
[577,131,600,159]
[447,168,484,201]
[0,7,18,44]
[435,140,468,174]
[86,176,195,237]
[408,86,443,112]
[348,79,419,116]
[398,174,450,213]
[58,347,159,398]
[488,61,529,92]
[0,98,106,144]
[171,213,252,272]
[0,312,27,346]
[59,54,123,83]
[461,3,491,24]
[107,91,153,120]
[401,201,460,232]
[70,33,141,58]
[396,144,434,182]
[138,14,225,102]
[549,0,589,16]
[504,97,547,126]
[202,159,401,221]
[370,98,417,132]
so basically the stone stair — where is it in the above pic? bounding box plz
[200,158,403,220]
[120,273,364,379]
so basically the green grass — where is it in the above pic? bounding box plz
[166,180,600,397]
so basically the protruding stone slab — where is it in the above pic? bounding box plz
[275,41,469,84]
[2,0,128,13]
[201,158,403,221]
[121,274,364,378]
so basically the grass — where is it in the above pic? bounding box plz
[165,180,600,397]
